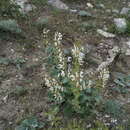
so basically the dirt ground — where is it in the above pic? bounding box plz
[0,0,130,129]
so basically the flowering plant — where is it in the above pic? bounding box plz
[43,31,111,120]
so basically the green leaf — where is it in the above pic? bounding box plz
[0,58,10,65]
[38,122,45,128]
[78,11,92,17]
[13,86,27,96]
[36,18,48,28]
[95,96,102,103]
[104,100,123,118]
[114,79,126,87]
[22,117,38,128]
[0,19,22,34]
[62,77,69,84]
[15,125,28,130]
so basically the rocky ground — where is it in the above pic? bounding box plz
[0,0,130,129]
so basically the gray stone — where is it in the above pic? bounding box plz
[114,18,127,33]
[86,3,93,8]
[11,0,36,13]
[125,40,130,55]
[106,9,111,13]
[96,4,105,9]
[48,0,69,10]
[112,9,119,14]
[70,9,77,13]
[120,7,130,15]
[126,40,130,48]
[97,29,115,38]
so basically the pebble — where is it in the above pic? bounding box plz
[120,7,130,15]
[114,18,127,33]
[87,3,94,8]
[97,29,115,38]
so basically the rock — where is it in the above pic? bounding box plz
[128,2,130,7]
[48,0,69,10]
[78,10,92,17]
[125,40,130,56]
[125,49,130,56]
[114,18,127,33]
[0,120,6,130]
[112,9,119,14]
[126,40,130,48]
[120,7,130,15]
[11,0,36,13]
[96,4,105,9]
[106,9,111,13]
[70,9,77,13]
[24,4,36,13]
[0,19,22,34]
[97,29,115,38]
[86,3,93,8]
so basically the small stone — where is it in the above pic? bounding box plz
[125,40,130,55]
[112,9,119,14]
[48,0,69,10]
[126,40,130,48]
[125,49,130,55]
[106,9,111,13]
[97,29,115,38]
[96,4,105,9]
[87,3,93,8]
[24,4,36,13]
[70,9,77,13]
[120,7,130,15]
[3,95,8,103]
[11,0,36,14]
[114,18,127,33]
[128,2,130,7]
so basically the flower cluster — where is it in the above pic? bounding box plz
[42,28,50,46]
[54,32,66,77]
[72,44,85,66]
[44,32,111,102]
[67,43,86,90]
[99,68,110,88]
[44,74,63,102]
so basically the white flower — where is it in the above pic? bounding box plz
[87,80,93,88]
[61,70,65,77]
[54,32,62,43]
[69,75,76,81]
[67,56,72,62]
[54,41,58,46]
[58,64,64,69]
[99,68,110,87]
[80,71,84,78]
[49,86,54,91]
[72,44,85,65]
[72,44,79,57]
[43,28,50,34]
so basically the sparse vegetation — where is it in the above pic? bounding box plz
[0,0,130,129]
